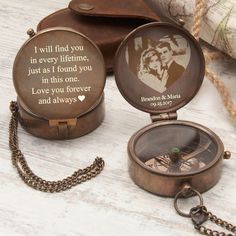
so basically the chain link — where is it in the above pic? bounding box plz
[191,205,236,236]
[9,101,105,193]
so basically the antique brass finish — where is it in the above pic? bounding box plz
[114,21,234,236]
[49,119,77,127]
[128,121,224,197]
[223,151,231,159]
[174,184,204,217]
[150,112,177,122]
[13,27,106,139]
[190,206,236,235]
[174,184,236,235]
[114,22,228,197]
[14,27,106,120]
[10,27,106,192]
[114,22,205,115]
[27,28,36,37]
[9,102,105,193]
[17,94,104,139]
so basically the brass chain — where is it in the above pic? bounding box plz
[191,205,236,236]
[175,186,236,235]
[9,101,105,193]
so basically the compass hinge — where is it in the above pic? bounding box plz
[49,119,77,138]
[150,112,177,122]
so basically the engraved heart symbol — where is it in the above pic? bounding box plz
[78,95,85,102]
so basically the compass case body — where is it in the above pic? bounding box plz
[114,22,226,197]
[127,121,224,197]
[13,28,106,140]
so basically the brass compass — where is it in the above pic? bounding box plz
[114,22,235,235]
[127,121,227,197]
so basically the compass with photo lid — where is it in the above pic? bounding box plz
[114,22,235,234]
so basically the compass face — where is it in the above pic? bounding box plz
[133,122,221,175]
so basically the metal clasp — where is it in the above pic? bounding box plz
[174,183,204,217]
[49,119,77,138]
[190,205,208,227]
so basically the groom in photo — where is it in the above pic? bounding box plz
[157,41,185,88]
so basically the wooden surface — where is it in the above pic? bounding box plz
[0,1,236,235]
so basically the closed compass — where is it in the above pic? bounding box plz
[12,27,106,139]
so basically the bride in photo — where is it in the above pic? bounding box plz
[138,48,168,93]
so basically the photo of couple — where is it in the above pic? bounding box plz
[125,35,190,93]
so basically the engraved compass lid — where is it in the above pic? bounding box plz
[13,27,106,120]
[114,22,205,115]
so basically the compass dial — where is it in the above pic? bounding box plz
[145,152,206,173]
[134,123,219,175]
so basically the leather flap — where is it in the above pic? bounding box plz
[69,0,160,21]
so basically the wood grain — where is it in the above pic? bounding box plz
[0,1,235,235]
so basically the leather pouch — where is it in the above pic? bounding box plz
[37,0,160,72]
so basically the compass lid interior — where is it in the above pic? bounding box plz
[13,27,106,120]
[114,22,205,114]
